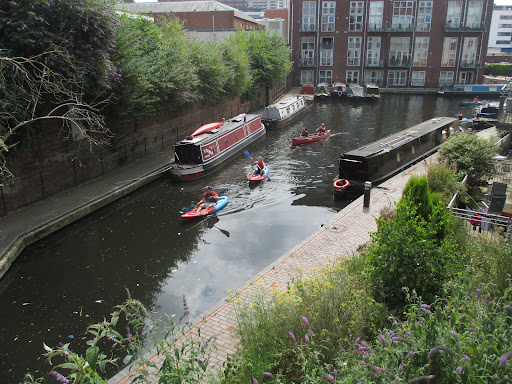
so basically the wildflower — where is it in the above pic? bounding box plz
[456,366,463,374]
[500,350,512,366]
[202,336,214,349]
[408,375,435,383]
[126,327,133,340]
[358,346,369,353]
[252,377,259,384]
[288,331,296,343]
[262,372,275,379]
[354,337,361,344]
[323,374,335,382]
[421,304,430,310]
[428,346,456,358]
[305,334,311,346]
[398,362,404,371]
[333,369,338,376]
[476,288,481,298]
[462,354,470,362]
[183,295,190,316]
[450,331,460,341]
[359,360,366,365]
[485,298,491,306]
[301,316,311,329]
[48,371,69,383]
[378,334,386,344]
[504,305,512,311]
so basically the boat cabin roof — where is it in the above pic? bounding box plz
[267,96,304,110]
[343,117,456,159]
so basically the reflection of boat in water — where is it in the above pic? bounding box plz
[300,82,315,101]
[331,82,347,98]
[261,96,308,129]
[337,117,457,191]
[315,82,330,99]
[170,113,265,181]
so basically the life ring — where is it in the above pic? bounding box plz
[333,178,350,190]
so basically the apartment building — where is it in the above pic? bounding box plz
[488,4,512,53]
[290,0,494,88]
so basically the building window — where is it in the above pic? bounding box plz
[389,37,410,66]
[319,70,332,83]
[461,37,478,67]
[349,1,364,32]
[346,70,360,84]
[411,71,426,86]
[446,1,462,27]
[301,37,315,65]
[364,70,384,85]
[498,32,512,36]
[392,1,413,30]
[500,15,512,20]
[347,37,361,66]
[368,1,383,31]
[439,71,454,87]
[499,24,512,28]
[413,37,429,66]
[302,2,316,31]
[497,40,512,45]
[466,1,483,29]
[416,1,432,32]
[320,48,333,66]
[387,70,407,86]
[366,36,381,66]
[441,37,458,67]
[322,2,336,32]
[459,71,474,84]
[301,70,314,84]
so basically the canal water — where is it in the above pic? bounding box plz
[0,95,485,383]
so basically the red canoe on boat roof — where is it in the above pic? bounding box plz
[292,130,331,145]
[192,121,224,136]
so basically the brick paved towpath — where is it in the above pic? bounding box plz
[107,156,433,384]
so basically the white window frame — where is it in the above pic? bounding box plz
[364,70,384,86]
[413,37,429,67]
[320,48,333,66]
[461,37,478,67]
[349,1,364,32]
[387,70,407,86]
[301,36,315,64]
[347,36,361,66]
[411,71,426,86]
[346,70,360,84]
[466,0,483,29]
[366,36,381,66]
[416,1,432,32]
[368,1,384,31]
[392,1,413,30]
[302,2,317,31]
[301,70,314,84]
[389,37,410,66]
[439,71,454,87]
[319,70,332,83]
[441,37,458,67]
[321,1,336,32]
[446,1,462,27]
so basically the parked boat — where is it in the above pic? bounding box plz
[365,83,380,99]
[347,83,365,100]
[476,102,500,120]
[181,196,229,221]
[438,84,505,97]
[170,113,266,181]
[331,82,347,98]
[348,83,380,101]
[337,117,457,191]
[261,96,308,130]
[248,166,269,182]
[315,83,330,99]
[292,130,331,145]
[300,82,315,101]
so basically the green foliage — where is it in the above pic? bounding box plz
[485,62,512,77]
[0,0,120,97]
[427,161,466,204]
[438,132,497,187]
[219,38,253,97]
[366,176,461,313]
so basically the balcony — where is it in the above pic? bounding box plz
[460,60,482,69]
[367,22,415,33]
[365,59,384,67]
[388,57,412,67]
[444,22,486,32]
[321,43,334,50]
[299,58,317,67]
[300,24,317,32]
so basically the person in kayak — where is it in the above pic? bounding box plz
[316,123,326,134]
[194,186,219,212]
[253,156,266,175]
[300,127,308,137]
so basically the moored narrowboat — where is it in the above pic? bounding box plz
[261,96,308,129]
[337,117,457,191]
[170,113,265,181]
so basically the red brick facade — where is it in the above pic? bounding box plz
[290,0,493,88]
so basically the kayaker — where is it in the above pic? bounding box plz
[300,127,308,137]
[194,186,218,212]
[253,156,266,175]
[473,96,479,103]
[316,123,326,134]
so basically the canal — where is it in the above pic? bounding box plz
[0,94,484,383]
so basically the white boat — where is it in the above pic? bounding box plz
[330,82,347,98]
[261,96,308,129]
[170,113,266,181]
[315,82,330,99]
[348,83,380,101]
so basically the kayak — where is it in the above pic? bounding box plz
[191,120,224,136]
[292,130,331,145]
[181,196,229,221]
[248,166,269,182]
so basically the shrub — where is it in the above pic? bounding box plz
[427,161,465,204]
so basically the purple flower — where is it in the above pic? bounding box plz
[202,336,214,349]
[462,354,470,362]
[398,362,404,371]
[252,377,259,384]
[450,331,460,341]
[48,371,69,383]
[288,331,296,343]
[358,346,369,353]
[183,295,190,316]
[485,298,491,306]
[126,327,133,340]
[428,346,456,358]
[305,334,311,346]
[500,351,512,366]
[378,334,386,344]
[504,305,512,312]
[456,366,463,374]
[476,288,482,298]
[354,337,361,344]
[262,372,274,378]
[333,369,338,376]
[301,316,311,329]
[323,374,335,382]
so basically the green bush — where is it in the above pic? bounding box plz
[427,161,466,204]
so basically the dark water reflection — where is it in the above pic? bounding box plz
[0,94,487,382]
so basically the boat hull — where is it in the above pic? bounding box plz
[439,84,505,97]
[337,117,457,191]
[292,130,331,145]
[249,166,269,182]
[170,114,266,181]
[181,196,228,221]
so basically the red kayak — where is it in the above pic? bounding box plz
[292,130,331,145]
[181,196,229,221]
[248,166,269,182]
